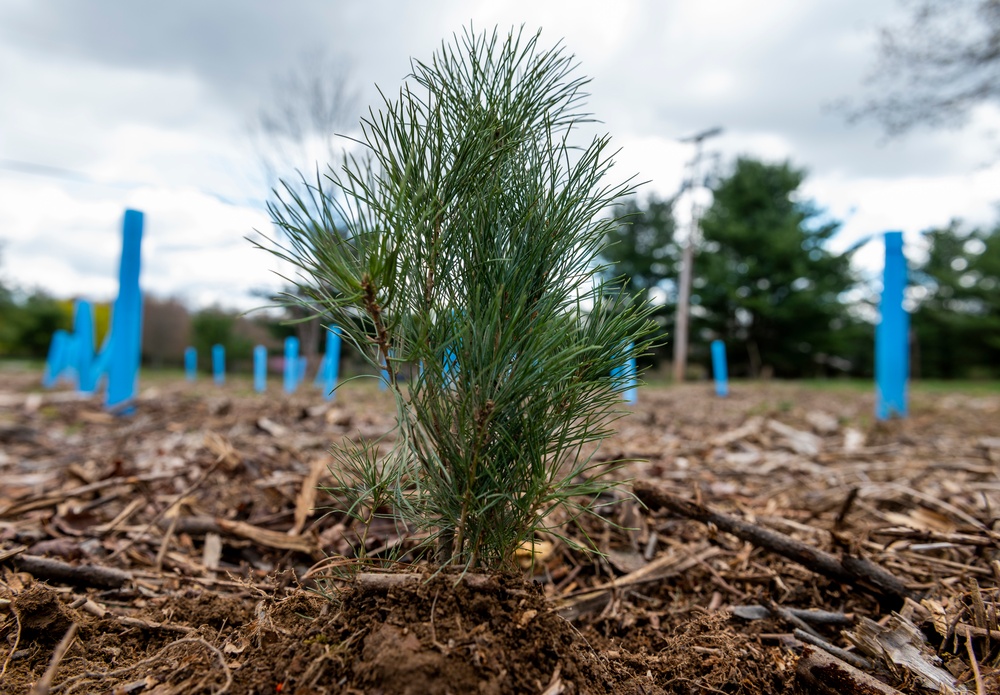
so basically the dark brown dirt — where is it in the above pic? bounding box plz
[234,572,644,694]
[3,573,790,694]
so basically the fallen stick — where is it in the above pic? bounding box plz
[797,646,904,695]
[116,615,196,635]
[872,527,999,548]
[291,456,328,535]
[956,623,1000,641]
[164,516,317,555]
[765,599,824,640]
[633,481,915,605]
[731,604,854,626]
[9,554,131,589]
[792,629,873,671]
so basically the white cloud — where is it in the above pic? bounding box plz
[0,0,998,312]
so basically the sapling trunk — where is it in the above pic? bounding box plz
[259,26,657,571]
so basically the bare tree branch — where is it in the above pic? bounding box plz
[251,48,360,192]
[841,0,1000,137]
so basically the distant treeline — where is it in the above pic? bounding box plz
[0,287,308,371]
[604,156,999,380]
[2,156,997,380]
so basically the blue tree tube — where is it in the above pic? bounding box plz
[876,231,909,419]
[711,339,729,397]
[612,342,638,405]
[321,326,341,400]
[314,354,327,386]
[284,336,299,394]
[442,348,458,389]
[106,209,144,413]
[212,344,226,385]
[74,300,97,394]
[254,345,267,393]
[43,329,70,388]
[297,356,308,386]
[380,356,391,390]
[184,346,197,381]
[62,333,81,388]
[91,331,113,389]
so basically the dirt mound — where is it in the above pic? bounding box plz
[229,571,651,694]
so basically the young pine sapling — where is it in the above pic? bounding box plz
[261,27,656,571]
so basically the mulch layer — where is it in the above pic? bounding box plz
[1,369,998,694]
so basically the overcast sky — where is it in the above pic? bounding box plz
[1,0,998,311]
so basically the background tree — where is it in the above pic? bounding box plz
[693,157,860,377]
[190,307,259,368]
[251,49,360,192]
[0,248,15,353]
[251,50,360,363]
[141,296,191,368]
[0,248,71,358]
[911,222,1000,377]
[847,0,1000,136]
[603,195,679,368]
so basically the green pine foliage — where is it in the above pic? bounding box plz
[260,27,656,570]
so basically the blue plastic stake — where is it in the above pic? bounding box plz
[254,345,267,393]
[297,356,308,386]
[106,209,144,413]
[43,329,70,387]
[612,342,638,405]
[380,356,390,390]
[284,336,299,394]
[379,348,394,390]
[212,344,225,385]
[441,348,458,389]
[74,300,97,393]
[876,231,909,419]
[64,333,81,388]
[711,340,729,397]
[184,347,197,381]
[91,332,113,390]
[321,327,341,400]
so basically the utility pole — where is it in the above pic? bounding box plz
[672,126,722,383]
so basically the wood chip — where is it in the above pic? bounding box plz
[845,614,961,693]
[290,456,329,536]
[767,419,822,456]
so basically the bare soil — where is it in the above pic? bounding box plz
[1,370,998,693]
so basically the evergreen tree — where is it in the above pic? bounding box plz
[912,223,1000,378]
[693,157,858,377]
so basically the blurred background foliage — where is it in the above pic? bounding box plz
[2,152,998,380]
[602,155,999,380]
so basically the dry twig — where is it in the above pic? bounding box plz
[634,481,916,605]
[28,622,78,695]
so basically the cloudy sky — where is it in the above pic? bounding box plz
[1,0,998,311]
